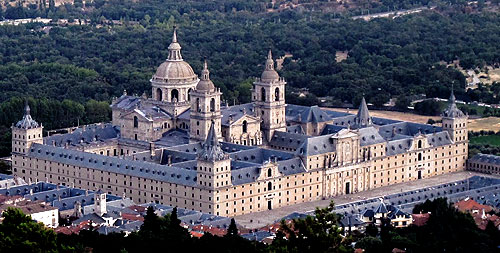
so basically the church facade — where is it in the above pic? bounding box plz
[11,29,468,217]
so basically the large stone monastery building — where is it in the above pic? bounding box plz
[11,29,468,217]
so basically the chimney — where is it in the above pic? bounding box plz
[167,155,172,166]
[149,142,155,157]
[29,188,33,195]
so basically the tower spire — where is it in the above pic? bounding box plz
[167,27,182,61]
[201,59,209,81]
[266,49,274,71]
[198,122,226,161]
[355,97,372,128]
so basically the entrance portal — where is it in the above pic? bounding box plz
[418,171,422,179]
[268,200,272,210]
[345,182,350,194]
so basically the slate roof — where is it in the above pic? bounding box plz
[320,124,345,135]
[442,91,465,118]
[354,97,372,128]
[269,131,309,150]
[28,143,198,187]
[286,125,305,135]
[358,127,385,146]
[72,213,106,225]
[111,95,141,111]
[155,129,189,147]
[386,138,413,156]
[469,153,500,165]
[198,122,228,161]
[426,131,452,147]
[295,134,336,156]
[45,124,119,147]
[15,104,39,129]
[288,105,332,123]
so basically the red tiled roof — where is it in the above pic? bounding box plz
[190,224,227,237]
[122,213,144,221]
[411,213,430,226]
[454,199,493,213]
[190,231,203,238]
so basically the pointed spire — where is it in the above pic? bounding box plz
[355,97,372,128]
[198,122,226,161]
[442,88,464,118]
[167,26,182,61]
[449,85,456,103]
[265,49,274,71]
[201,60,210,81]
[16,100,39,129]
[24,100,30,116]
[172,26,178,43]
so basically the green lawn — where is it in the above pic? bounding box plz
[470,135,500,146]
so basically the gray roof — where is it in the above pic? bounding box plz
[442,91,465,118]
[15,104,39,129]
[198,122,228,161]
[286,125,305,135]
[358,127,385,146]
[111,95,141,111]
[386,138,413,156]
[155,129,189,147]
[287,105,332,123]
[426,131,452,147]
[269,131,309,150]
[354,97,372,128]
[469,153,500,165]
[28,143,198,187]
[320,124,345,135]
[72,213,106,225]
[44,124,119,147]
[295,134,336,156]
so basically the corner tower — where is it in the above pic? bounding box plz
[252,50,286,141]
[442,90,468,143]
[196,122,231,189]
[150,28,199,115]
[190,61,222,141]
[12,103,43,155]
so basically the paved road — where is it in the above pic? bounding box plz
[234,171,496,229]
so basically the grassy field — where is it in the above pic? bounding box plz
[470,135,500,146]
[468,117,500,132]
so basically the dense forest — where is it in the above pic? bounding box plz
[1,198,499,252]
[0,0,497,157]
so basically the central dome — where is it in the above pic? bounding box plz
[153,61,197,81]
[151,28,198,84]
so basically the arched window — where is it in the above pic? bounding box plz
[242,120,248,133]
[188,88,192,101]
[196,98,200,112]
[268,182,272,191]
[156,88,162,101]
[275,87,280,101]
[210,98,215,112]
[418,153,422,161]
[133,116,138,128]
[267,168,272,177]
[418,140,422,149]
[261,87,266,102]
[171,89,179,102]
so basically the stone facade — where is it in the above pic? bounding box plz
[11,28,469,217]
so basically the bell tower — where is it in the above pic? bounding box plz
[196,122,231,189]
[190,61,222,141]
[442,90,468,143]
[12,103,43,155]
[252,50,286,141]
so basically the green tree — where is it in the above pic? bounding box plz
[0,207,59,252]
